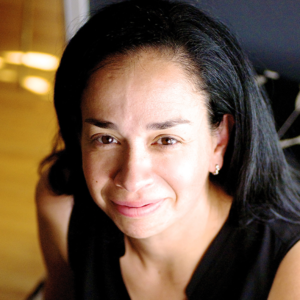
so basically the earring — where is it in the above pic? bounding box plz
[213,164,220,175]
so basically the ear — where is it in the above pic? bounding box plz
[209,114,234,174]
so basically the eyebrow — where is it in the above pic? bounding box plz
[84,118,191,130]
[85,118,117,130]
[146,119,191,130]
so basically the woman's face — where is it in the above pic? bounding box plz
[81,51,223,239]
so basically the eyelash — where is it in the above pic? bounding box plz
[91,134,180,148]
[154,136,179,147]
[93,135,119,145]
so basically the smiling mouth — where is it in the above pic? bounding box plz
[111,200,164,218]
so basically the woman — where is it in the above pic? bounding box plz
[36,0,300,299]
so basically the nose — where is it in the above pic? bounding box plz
[113,147,154,193]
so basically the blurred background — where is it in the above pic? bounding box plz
[0,0,64,299]
[0,0,299,299]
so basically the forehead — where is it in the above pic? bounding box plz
[81,50,208,122]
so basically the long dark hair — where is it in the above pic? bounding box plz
[42,0,300,224]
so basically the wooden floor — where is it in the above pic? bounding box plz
[0,0,65,299]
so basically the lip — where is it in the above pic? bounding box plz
[111,199,164,218]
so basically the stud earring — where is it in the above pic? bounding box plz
[213,164,220,175]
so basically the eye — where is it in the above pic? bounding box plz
[96,135,118,145]
[156,137,178,146]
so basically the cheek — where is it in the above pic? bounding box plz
[81,149,116,193]
[81,150,97,182]
[158,147,211,195]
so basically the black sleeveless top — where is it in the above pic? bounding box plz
[68,188,300,300]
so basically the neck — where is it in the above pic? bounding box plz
[122,185,232,275]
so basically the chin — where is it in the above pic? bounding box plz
[113,216,168,240]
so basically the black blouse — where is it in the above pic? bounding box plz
[68,188,300,300]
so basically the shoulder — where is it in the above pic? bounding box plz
[268,240,300,299]
[264,217,300,299]
[268,217,300,245]
[36,170,74,263]
[36,171,75,299]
